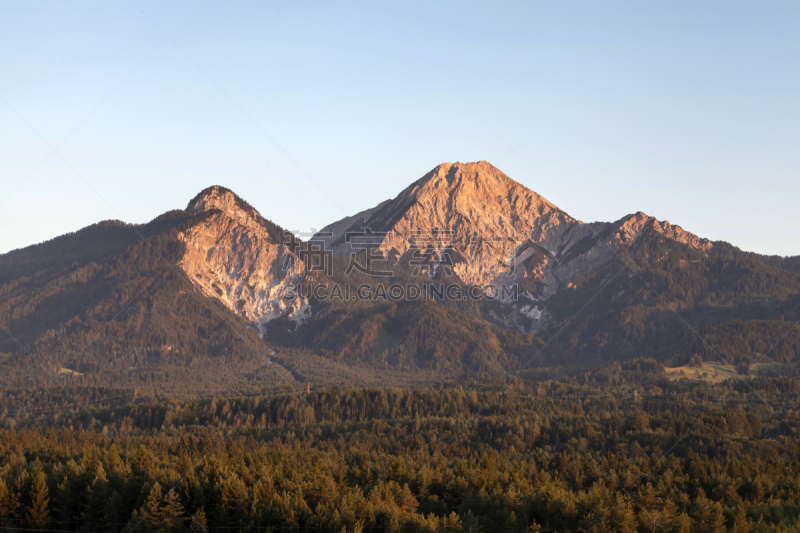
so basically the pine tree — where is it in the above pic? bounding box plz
[0,478,19,526]
[188,509,208,533]
[26,459,50,530]
[638,508,660,533]
[673,512,694,533]
[610,493,636,533]
[141,483,164,530]
[52,477,73,529]
[106,491,126,533]
[705,503,727,533]
[442,511,462,533]
[731,501,751,533]
[692,489,713,529]
[133,445,152,477]
[397,483,418,515]
[122,510,147,533]
[660,498,678,532]
[81,464,111,528]
[158,489,186,532]
[216,476,249,530]
[637,483,662,511]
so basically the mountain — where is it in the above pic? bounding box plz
[307,161,799,370]
[314,161,715,334]
[1,163,799,394]
[317,160,584,274]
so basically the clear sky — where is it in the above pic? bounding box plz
[1,0,799,256]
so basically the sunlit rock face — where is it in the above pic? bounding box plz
[178,186,309,336]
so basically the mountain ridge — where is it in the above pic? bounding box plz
[1,161,799,393]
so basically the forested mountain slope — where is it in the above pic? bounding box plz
[0,209,293,393]
[534,229,800,370]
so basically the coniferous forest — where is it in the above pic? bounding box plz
[1,377,799,533]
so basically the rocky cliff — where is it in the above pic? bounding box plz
[178,186,309,336]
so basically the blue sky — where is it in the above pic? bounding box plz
[1,0,799,255]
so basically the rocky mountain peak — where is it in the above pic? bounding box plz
[408,160,509,191]
[186,186,286,244]
[178,186,309,333]
[402,161,559,212]
[187,185,239,214]
[187,185,261,229]
[317,161,579,258]
[172,164,715,338]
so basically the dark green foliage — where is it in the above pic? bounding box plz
[1,382,799,532]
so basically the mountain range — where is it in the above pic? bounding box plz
[2,161,799,393]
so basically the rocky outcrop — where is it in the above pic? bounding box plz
[178,186,309,336]
[615,211,713,251]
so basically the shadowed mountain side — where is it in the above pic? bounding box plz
[529,229,800,369]
[265,299,541,375]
